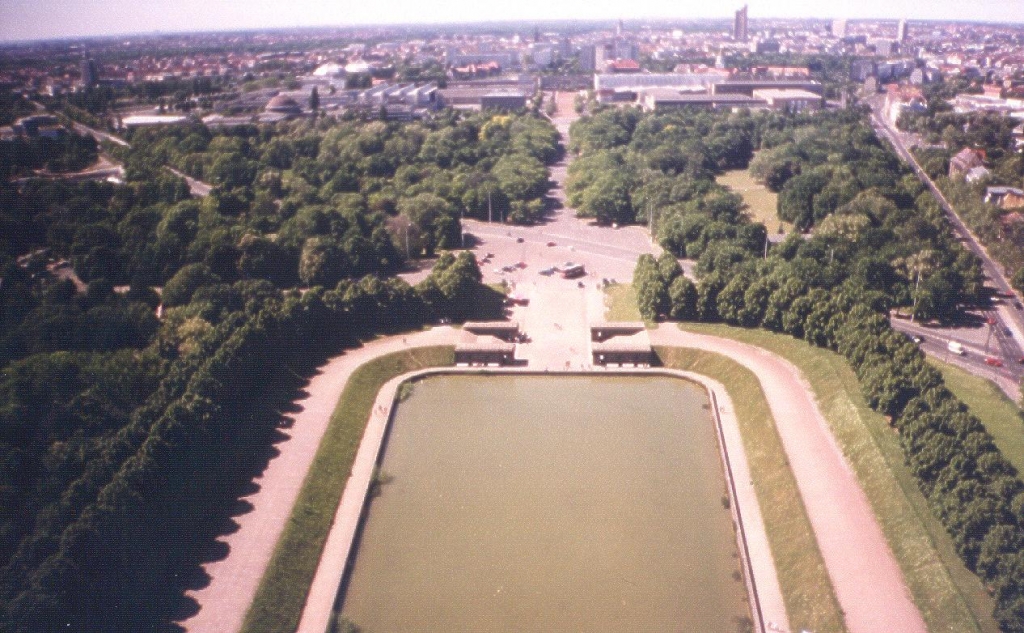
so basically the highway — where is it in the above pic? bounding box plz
[889,316,1023,396]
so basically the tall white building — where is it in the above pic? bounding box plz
[897,19,908,43]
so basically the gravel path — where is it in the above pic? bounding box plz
[650,326,928,633]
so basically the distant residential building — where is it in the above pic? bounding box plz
[612,40,638,61]
[312,63,345,78]
[873,39,898,57]
[529,44,556,67]
[950,94,1020,115]
[884,84,926,125]
[832,19,848,39]
[1012,123,1024,151]
[577,45,597,72]
[751,39,781,54]
[949,147,986,178]
[982,83,1004,98]
[451,61,501,80]
[986,186,1024,210]
[606,59,641,73]
[851,59,876,81]
[734,5,748,42]
[965,165,991,183]
[446,50,518,69]
[750,66,810,79]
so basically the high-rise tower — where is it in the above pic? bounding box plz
[832,18,847,39]
[80,58,98,89]
[897,19,908,43]
[734,5,748,41]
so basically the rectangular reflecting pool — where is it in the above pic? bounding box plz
[338,375,750,632]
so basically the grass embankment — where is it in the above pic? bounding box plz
[929,359,1024,474]
[655,346,846,633]
[241,345,455,633]
[716,168,791,234]
[681,323,999,633]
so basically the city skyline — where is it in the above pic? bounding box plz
[1,0,1022,43]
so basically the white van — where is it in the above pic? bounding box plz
[947,341,965,355]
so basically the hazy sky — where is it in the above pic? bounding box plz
[1,0,1021,42]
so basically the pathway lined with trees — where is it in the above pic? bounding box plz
[181,327,458,633]
[652,326,927,633]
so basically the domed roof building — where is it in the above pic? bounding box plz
[265,94,303,115]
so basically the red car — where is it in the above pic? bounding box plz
[985,357,1003,367]
[546,241,556,247]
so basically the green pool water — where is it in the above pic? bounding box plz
[338,374,750,632]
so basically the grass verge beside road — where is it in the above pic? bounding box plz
[682,323,999,633]
[604,283,642,321]
[929,358,1024,475]
[241,345,454,633]
[655,346,846,633]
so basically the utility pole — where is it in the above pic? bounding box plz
[488,190,493,224]
[910,267,921,324]
[764,234,769,260]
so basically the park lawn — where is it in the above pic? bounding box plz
[655,345,847,633]
[241,345,454,633]
[681,323,999,633]
[716,168,792,235]
[928,358,1024,474]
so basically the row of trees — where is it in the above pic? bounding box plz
[620,105,1023,629]
[2,107,518,629]
[0,246,489,632]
